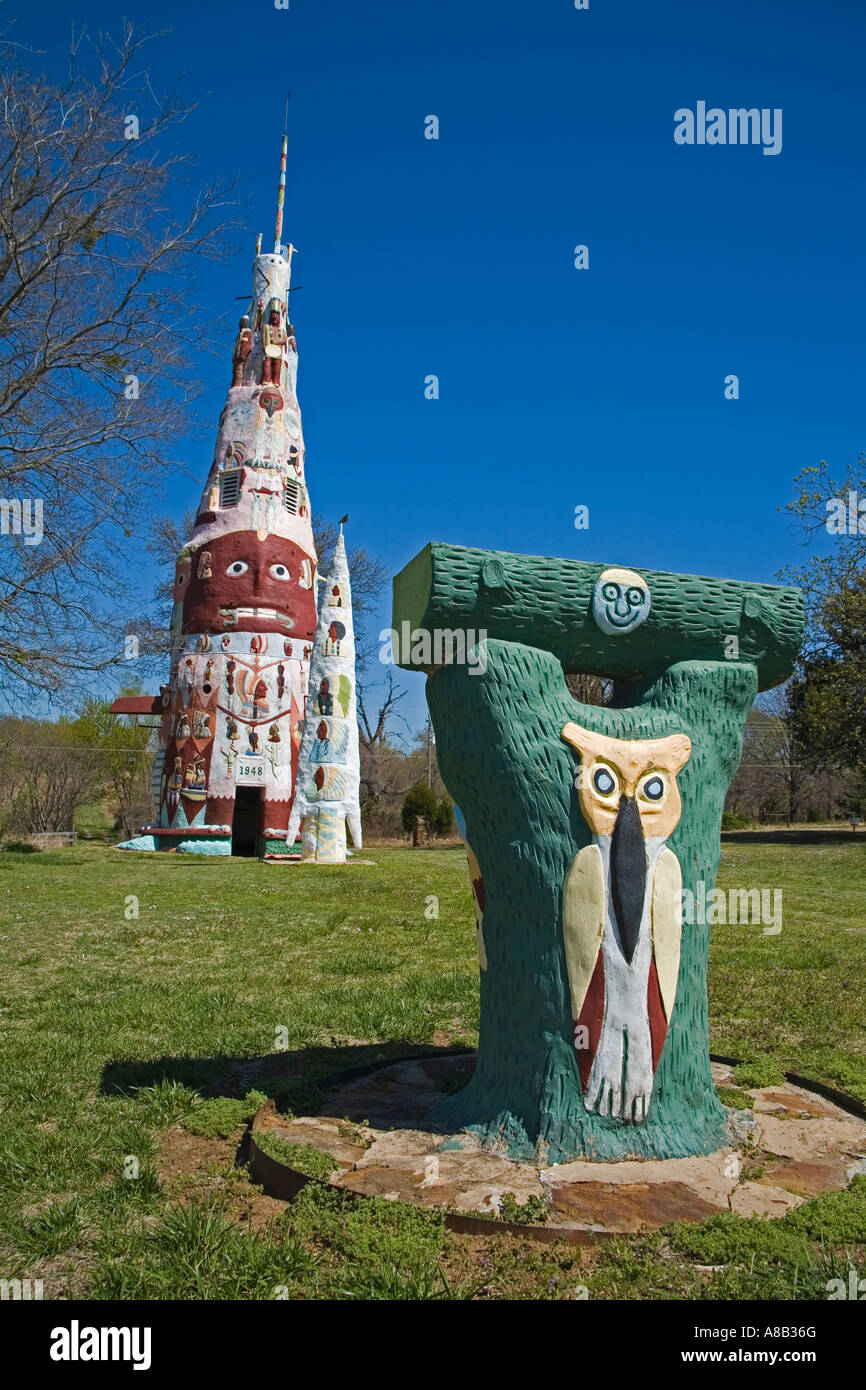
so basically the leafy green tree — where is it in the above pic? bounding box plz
[401,781,437,835]
[782,455,866,791]
[431,796,454,836]
[69,695,156,838]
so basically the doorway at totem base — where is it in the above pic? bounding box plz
[231,788,261,858]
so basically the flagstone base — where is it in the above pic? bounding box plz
[248,1052,866,1240]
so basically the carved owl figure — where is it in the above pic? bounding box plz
[561,721,692,1124]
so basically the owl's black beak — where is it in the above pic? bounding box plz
[611,794,645,964]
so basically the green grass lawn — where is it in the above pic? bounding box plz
[0,841,864,1300]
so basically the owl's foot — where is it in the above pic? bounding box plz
[584,1027,653,1123]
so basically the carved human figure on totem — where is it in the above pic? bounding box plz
[231,316,252,387]
[261,299,287,385]
[315,678,333,716]
[325,620,346,655]
[312,720,331,761]
[286,322,297,353]
[252,678,269,719]
[184,754,206,792]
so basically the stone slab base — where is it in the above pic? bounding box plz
[248,1052,866,1240]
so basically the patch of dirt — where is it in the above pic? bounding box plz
[156,1125,285,1232]
[156,1124,233,1182]
[30,1250,97,1301]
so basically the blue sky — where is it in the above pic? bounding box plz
[17,0,866,731]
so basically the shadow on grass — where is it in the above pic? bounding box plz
[100,1039,473,1109]
[721,829,865,845]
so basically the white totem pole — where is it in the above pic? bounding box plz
[286,526,362,862]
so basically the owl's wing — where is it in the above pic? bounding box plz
[651,847,683,1020]
[562,844,605,1020]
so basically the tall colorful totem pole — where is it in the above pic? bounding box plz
[116,136,320,857]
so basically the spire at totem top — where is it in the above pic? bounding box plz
[274,96,290,254]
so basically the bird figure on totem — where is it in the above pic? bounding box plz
[560,722,692,1124]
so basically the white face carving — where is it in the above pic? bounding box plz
[592,567,651,636]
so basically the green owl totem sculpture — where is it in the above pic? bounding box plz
[392,544,803,1164]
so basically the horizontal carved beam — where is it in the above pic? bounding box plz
[391,543,803,691]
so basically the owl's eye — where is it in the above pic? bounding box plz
[269,563,291,581]
[641,775,665,802]
[226,561,249,576]
[593,766,617,796]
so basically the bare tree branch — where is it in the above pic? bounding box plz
[0,23,240,700]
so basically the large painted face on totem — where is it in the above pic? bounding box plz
[181,532,317,637]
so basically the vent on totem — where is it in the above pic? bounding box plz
[283,478,299,514]
[219,470,242,508]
